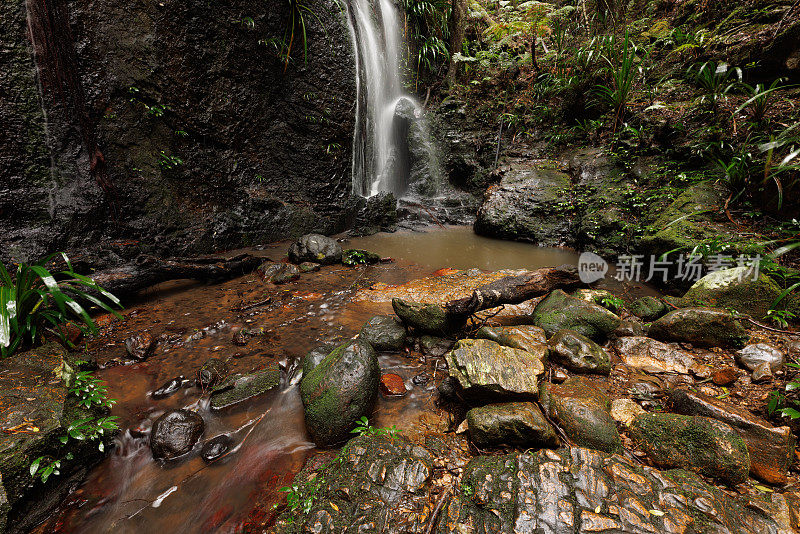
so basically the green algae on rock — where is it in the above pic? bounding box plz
[547,329,611,374]
[466,402,557,448]
[531,289,621,341]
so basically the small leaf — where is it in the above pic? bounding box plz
[648,509,664,516]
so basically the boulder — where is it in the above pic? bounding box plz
[539,377,623,453]
[201,434,232,463]
[475,325,547,353]
[196,358,229,388]
[473,161,574,246]
[342,249,382,266]
[124,332,157,360]
[669,388,795,484]
[446,339,545,399]
[737,343,785,373]
[683,267,798,320]
[302,345,334,377]
[152,376,185,400]
[359,315,407,351]
[258,262,300,284]
[547,329,611,374]
[531,290,621,341]
[628,412,750,485]
[299,340,379,446]
[299,261,321,273]
[648,308,748,348]
[392,298,465,335]
[629,296,668,321]
[288,234,342,265]
[150,409,205,460]
[614,336,708,375]
[466,402,557,448]
[210,365,281,409]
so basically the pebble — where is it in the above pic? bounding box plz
[379,374,406,396]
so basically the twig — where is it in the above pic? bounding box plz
[775,0,800,38]
[425,484,454,534]
[746,317,800,336]
[236,296,272,312]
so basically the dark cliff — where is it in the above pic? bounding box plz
[0,0,357,263]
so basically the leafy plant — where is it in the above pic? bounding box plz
[69,369,117,410]
[279,476,324,520]
[690,61,742,114]
[596,294,624,313]
[401,0,450,79]
[351,416,401,438]
[158,151,184,170]
[0,254,123,358]
[594,31,646,130]
[768,362,800,419]
[737,78,787,124]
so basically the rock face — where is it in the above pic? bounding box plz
[0,344,112,531]
[288,234,342,265]
[467,402,557,448]
[150,409,205,460]
[531,290,621,341]
[475,325,547,352]
[359,315,407,351]
[649,308,748,348]
[299,340,379,446]
[614,336,708,375]
[391,298,465,335]
[446,339,546,398]
[274,435,790,533]
[683,267,799,319]
[474,161,574,246]
[210,365,281,409]
[669,388,796,484]
[539,378,623,453]
[1,0,357,263]
[547,329,611,374]
[629,413,750,485]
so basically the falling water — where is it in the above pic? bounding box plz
[346,0,437,198]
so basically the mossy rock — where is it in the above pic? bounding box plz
[358,315,407,351]
[649,307,749,348]
[629,295,669,321]
[474,325,547,353]
[539,377,623,453]
[467,402,557,448]
[547,329,611,375]
[531,289,621,342]
[210,364,281,409]
[629,412,750,485]
[683,267,800,320]
[342,249,381,266]
[392,298,465,335]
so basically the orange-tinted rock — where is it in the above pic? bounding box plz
[712,366,739,386]
[380,374,406,396]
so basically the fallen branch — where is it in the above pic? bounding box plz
[90,253,262,299]
[445,267,582,318]
[425,484,454,534]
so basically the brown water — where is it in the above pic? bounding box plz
[34,226,638,533]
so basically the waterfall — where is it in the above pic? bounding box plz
[346,0,438,198]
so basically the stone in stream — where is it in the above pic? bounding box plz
[610,398,645,425]
[342,249,381,266]
[614,336,709,375]
[419,335,453,356]
[288,233,342,265]
[539,377,623,453]
[391,298,465,335]
[124,332,157,360]
[629,295,668,321]
[299,339,379,447]
[737,343,785,373]
[379,374,406,396]
[445,338,545,399]
[628,412,750,485]
[152,376,185,400]
[475,325,547,353]
[547,329,611,374]
[273,434,789,534]
[150,409,205,460]
[648,307,748,348]
[530,289,621,342]
[359,315,407,351]
[669,388,796,484]
[466,402,557,448]
[298,261,321,273]
[683,267,800,320]
[258,262,300,284]
[196,358,229,388]
[201,435,233,463]
[210,364,280,409]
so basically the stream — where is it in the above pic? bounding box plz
[34,226,648,533]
